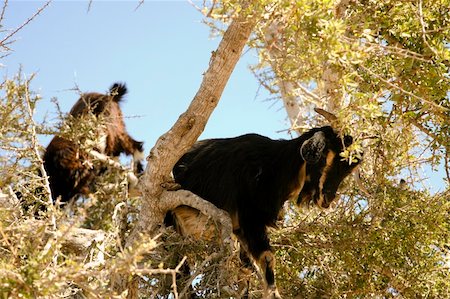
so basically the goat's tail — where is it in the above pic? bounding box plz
[109,82,127,102]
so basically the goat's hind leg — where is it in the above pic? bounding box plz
[237,250,253,299]
[238,224,282,299]
[257,250,281,299]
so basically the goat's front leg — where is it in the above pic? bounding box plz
[130,139,145,174]
[239,223,282,299]
[118,134,145,175]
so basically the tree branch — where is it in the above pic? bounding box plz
[130,4,259,242]
[55,227,106,256]
[159,190,233,245]
[115,4,261,297]
[0,1,51,49]
[88,149,138,187]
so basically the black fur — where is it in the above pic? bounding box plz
[171,126,360,294]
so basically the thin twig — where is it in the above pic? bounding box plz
[0,0,8,24]
[172,255,187,299]
[134,0,145,12]
[360,65,449,112]
[206,0,217,17]
[179,252,222,297]
[23,75,56,230]
[408,116,439,141]
[88,149,138,186]
[23,75,60,269]
[87,0,93,13]
[341,35,432,63]
[132,255,187,299]
[418,0,438,56]
[0,0,51,48]
[445,151,450,184]
[424,25,450,34]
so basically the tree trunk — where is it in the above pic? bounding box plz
[264,21,309,133]
[135,11,258,238]
[264,0,352,130]
[113,5,260,297]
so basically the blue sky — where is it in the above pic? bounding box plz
[3,1,289,156]
[3,1,447,192]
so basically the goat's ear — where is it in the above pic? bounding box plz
[301,131,326,163]
[342,135,353,147]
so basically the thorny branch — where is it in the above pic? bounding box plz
[341,35,433,63]
[133,256,188,299]
[179,252,223,297]
[88,150,139,187]
[360,65,449,113]
[23,75,56,231]
[0,0,51,50]
[417,0,438,57]
[0,0,8,25]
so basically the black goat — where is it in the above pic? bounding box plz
[43,83,144,203]
[169,124,361,298]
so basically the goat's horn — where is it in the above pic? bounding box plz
[314,107,338,123]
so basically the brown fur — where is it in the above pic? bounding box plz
[43,82,144,203]
[169,205,217,241]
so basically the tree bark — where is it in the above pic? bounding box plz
[319,0,351,113]
[113,5,261,297]
[263,21,323,134]
[264,21,307,133]
[133,4,258,245]
[263,0,352,130]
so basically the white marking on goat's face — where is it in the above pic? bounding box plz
[97,133,108,154]
[133,149,145,161]
[297,150,342,208]
[297,129,362,209]
[289,163,307,201]
[317,151,336,208]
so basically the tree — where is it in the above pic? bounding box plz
[1,0,449,298]
[113,2,264,297]
[207,0,450,297]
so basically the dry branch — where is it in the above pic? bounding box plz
[115,3,261,297]
[159,189,233,245]
[0,0,51,49]
[55,227,106,256]
[129,4,259,248]
[88,149,139,187]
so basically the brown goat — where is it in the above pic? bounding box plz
[43,83,144,203]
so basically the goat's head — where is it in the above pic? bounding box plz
[297,110,361,208]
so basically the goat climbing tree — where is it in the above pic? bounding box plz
[113,3,263,297]
[1,1,449,298]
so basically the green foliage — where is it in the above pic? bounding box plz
[253,0,449,178]
[274,186,450,298]
[202,0,450,297]
[1,0,449,298]
[0,74,53,216]
[0,75,149,298]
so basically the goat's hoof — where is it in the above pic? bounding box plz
[264,287,282,299]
